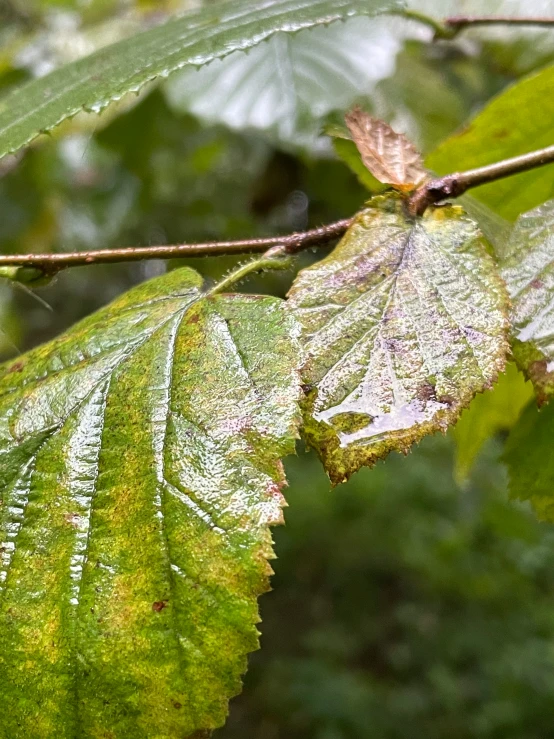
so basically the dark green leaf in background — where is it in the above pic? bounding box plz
[452,363,533,483]
[505,400,554,522]
[0,267,302,738]
[500,198,554,403]
[287,192,509,484]
[0,0,404,159]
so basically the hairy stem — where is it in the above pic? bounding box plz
[208,245,292,295]
[0,219,352,277]
[409,144,554,216]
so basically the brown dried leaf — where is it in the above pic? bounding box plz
[345,108,427,190]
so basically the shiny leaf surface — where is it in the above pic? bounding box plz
[345,107,427,190]
[500,198,554,403]
[288,193,509,484]
[0,267,302,737]
[0,0,403,159]
[427,64,554,220]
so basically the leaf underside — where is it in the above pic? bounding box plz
[288,193,509,484]
[165,16,403,146]
[500,198,554,403]
[0,0,403,159]
[344,107,427,190]
[0,268,302,738]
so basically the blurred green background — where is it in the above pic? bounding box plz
[1,1,554,736]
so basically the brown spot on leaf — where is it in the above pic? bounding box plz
[172,700,182,709]
[152,600,168,612]
[531,279,545,289]
[7,361,24,373]
[529,359,548,379]
[416,383,436,402]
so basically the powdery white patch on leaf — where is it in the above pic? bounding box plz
[288,192,509,484]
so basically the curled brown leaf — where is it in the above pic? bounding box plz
[345,108,427,191]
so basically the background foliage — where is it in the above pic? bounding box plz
[1,0,554,736]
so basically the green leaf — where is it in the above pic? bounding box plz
[0,0,403,159]
[0,267,302,737]
[504,400,554,522]
[287,192,509,484]
[500,198,554,403]
[427,64,554,220]
[452,363,533,483]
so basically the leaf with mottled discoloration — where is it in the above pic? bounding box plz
[344,108,427,191]
[0,267,302,738]
[500,198,554,404]
[287,192,509,484]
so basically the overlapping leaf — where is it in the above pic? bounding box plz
[0,0,403,159]
[452,363,532,482]
[0,267,302,738]
[427,64,554,220]
[288,192,509,484]
[500,198,554,403]
[345,107,427,190]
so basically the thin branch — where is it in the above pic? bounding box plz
[444,15,554,37]
[392,11,554,39]
[409,144,554,216]
[2,143,554,275]
[0,218,353,275]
